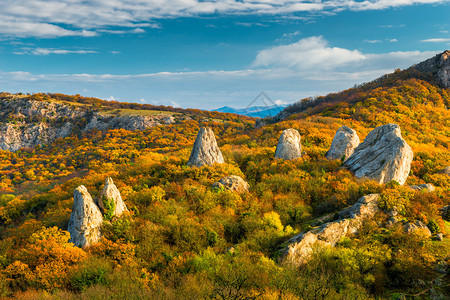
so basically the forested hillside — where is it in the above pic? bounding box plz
[0,57,449,299]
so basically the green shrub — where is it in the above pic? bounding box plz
[102,196,116,221]
[427,219,440,234]
[69,258,112,292]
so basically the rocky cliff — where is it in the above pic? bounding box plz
[413,50,450,88]
[0,95,178,152]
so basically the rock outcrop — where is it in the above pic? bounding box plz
[438,166,450,175]
[212,175,249,193]
[343,124,413,185]
[413,50,450,88]
[187,127,224,167]
[275,129,302,160]
[410,183,436,192]
[404,220,432,237]
[68,185,103,248]
[281,194,379,266]
[326,126,360,161]
[98,177,128,217]
[0,96,179,152]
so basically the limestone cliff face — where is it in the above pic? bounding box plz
[0,96,177,152]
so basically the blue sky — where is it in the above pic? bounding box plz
[0,1,449,109]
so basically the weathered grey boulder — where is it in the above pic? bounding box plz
[212,175,249,193]
[435,233,444,241]
[98,177,128,217]
[187,127,224,167]
[326,126,360,161]
[404,220,432,237]
[438,166,450,175]
[281,194,379,265]
[275,129,301,160]
[343,124,413,185]
[410,183,436,192]
[68,185,103,248]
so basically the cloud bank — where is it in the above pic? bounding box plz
[0,0,448,38]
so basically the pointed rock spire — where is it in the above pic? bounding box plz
[344,124,413,185]
[326,126,360,161]
[98,177,128,217]
[68,185,103,248]
[187,127,224,167]
[275,129,302,160]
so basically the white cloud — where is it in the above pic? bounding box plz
[388,38,398,42]
[282,31,301,38]
[0,0,447,38]
[252,36,439,80]
[365,39,382,43]
[14,48,97,55]
[170,101,181,107]
[421,38,450,42]
[253,36,366,71]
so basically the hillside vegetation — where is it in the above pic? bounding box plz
[0,66,449,299]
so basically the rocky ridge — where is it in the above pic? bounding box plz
[0,96,178,152]
[413,50,450,88]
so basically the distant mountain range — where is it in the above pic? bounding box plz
[212,104,287,118]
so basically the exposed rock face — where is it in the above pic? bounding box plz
[98,177,128,217]
[212,175,249,193]
[410,183,436,192]
[404,220,432,237]
[281,194,379,266]
[68,185,103,248]
[0,96,178,152]
[414,50,450,88]
[187,127,224,167]
[326,126,360,161]
[275,129,302,160]
[438,166,450,175]
[343,124,413,185]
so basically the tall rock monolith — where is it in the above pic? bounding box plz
[68,185,103,248]
[275,129,302,160]
[187,127,224,167]
[98,177,128,217]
